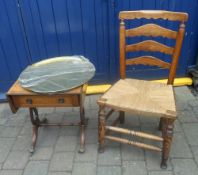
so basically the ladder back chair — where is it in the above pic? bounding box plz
[97,10,188,169]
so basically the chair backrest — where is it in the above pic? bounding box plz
[119,10,188,85]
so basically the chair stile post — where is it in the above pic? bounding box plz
[168,22,186,85]
[119,19,126,124]
[120,19,126,79]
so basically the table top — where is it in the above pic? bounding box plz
[18,56,95,93]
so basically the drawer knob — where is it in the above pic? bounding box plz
[26,99,33,104]
[58,98,65,104]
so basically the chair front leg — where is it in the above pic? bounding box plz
[161,118,175,169]
[98,105,106,153]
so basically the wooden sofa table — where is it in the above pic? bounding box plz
[7,81,88,153]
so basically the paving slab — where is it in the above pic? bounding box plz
[139,116,160,125]
[43,113,64,123]
[55,107,73,113]
[0,116,8,125]
[0,138,15,163]
[97,166,122,175]
[72,162,96,175]
[178,111,198,123]
[148,171,174,175]
[176,101,192,111]
[174,120,183,132]
[188,99,198,108]
[0,126,22,138]
[3,151,29,170]
[191,146,198,165]
[170,133,193,158]
[145,151,172,171]
[37,127,59,147]
[86,119,98,129]
[5,113,27,127]
[12,135,31,151]
[49,152,74,172]
[74,144,97,163]
[30,147,54,160]
[121,144,144,161]
[59,127,79,137]
[123,113,140,127]
[0,170,23,175]
[37,107,55,114]
[0,103,13,117]
[98,147,121,166]
[85,109,98,120]
[89,94,101,110]
[182,123,198,146]
[48,172,71,175]
[84,128,98,144]
[192,107,198,115]
[23,161,49,175]
[55,136,77,152]
[122,161,147,175]
[171,159,198,175]
[19,122,32,136]
[174,86,195,101]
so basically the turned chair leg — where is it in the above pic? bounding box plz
[119,111,125,124]
[161,118,175,169]
[98,105,106,153]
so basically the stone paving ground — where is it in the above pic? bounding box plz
[0,86,198,175]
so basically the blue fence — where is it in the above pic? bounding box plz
[1,0,198,93]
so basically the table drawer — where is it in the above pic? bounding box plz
[12,94,80,107]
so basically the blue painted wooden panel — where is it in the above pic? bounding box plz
[17,0,198,82]
[1,0,198,95]
[0,0,30,92]
[111,0,198,80]
[20,0,111,83]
